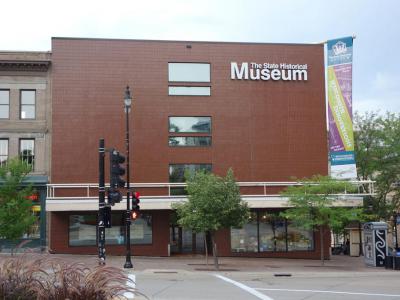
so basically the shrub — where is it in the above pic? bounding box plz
[0,254,139,300]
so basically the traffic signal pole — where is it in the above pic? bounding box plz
[98,138,106,264]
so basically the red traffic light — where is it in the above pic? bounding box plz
[134,191,140,198]
[131,211,140,220]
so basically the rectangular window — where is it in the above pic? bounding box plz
[230,211,314,253]
[0,90,10,119]
[19,139,35,170]
[169,164,212,183]
[0,139,8,166]
[231,212,258,253]
[168,86,211,96]
[169,136,211,147]
[168,63,210,82]
[20,90,36,119]
[169,116,211,133]
[69,213,152,246]
[287,222,314,251]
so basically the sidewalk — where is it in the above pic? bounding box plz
[11,253,391,274]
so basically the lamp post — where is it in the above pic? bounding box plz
[124,86,133,269]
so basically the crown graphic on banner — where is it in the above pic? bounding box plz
[333,41,347,55]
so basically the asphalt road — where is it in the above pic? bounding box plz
[134,270,400,300]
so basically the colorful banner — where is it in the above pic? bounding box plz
[327,37,357,179]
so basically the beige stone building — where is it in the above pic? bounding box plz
[0,51,51,250]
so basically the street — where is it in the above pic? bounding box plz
[134,269,400,300]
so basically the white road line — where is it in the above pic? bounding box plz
[123,274,136,299]
[255,288,400,298]
[214,274,274,300]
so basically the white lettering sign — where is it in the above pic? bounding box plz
[231,62,308,81]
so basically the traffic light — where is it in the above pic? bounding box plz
[107,188,122,206]
[110,150,126,188]
[107,149,125,206]
[131,191,140,219]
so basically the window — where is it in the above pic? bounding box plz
[0,139,8,166]
[168,63,210,82]
[230,212,258,252]
[0,90,9,119]
[69,213,152,246]
[169,164,212,195]
[20,90,36,119]
[168,86,211,96]
[169,136,211,147]
[230,210,314,253]
[169,164,212,183]
[19,139,35,170]
[169,117,211,133]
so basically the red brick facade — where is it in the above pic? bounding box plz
[50,38,329,258]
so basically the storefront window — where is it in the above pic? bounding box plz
[287,222,314,251]
[231,210,314,253]
[69,215,97,246]
[69,213,152,246]
[231,212,258,252]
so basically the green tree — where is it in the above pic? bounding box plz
[174,169,249,270]
[0,157,36,253]
[280,175,364,265]
[354,111,400,220]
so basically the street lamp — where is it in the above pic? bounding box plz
[124,86,133,269]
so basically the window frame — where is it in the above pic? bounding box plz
[168,86,211,96]
[168,62,211,83]
[168,136,212,147]
[0,89,10,119]
[19,138,35,170]
[20,89,36,120]
[168,116,212,134]
[0,138,9,167]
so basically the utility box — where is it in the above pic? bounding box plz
[363,222,388,267]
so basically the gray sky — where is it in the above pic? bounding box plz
[1,0,398,114]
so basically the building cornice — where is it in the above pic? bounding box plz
[0,60,51,72]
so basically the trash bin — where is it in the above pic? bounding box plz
[385,255,394,269]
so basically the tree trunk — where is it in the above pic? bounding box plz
[210,231,219,271]
[204,234,209,265]
[320,226,325,266]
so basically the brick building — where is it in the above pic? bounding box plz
[0,51,51,250]
[46,37,360,258]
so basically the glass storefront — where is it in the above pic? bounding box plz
[231,210,314,253]
[69,212,152,246]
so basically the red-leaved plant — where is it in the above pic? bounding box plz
[0,253,142,299]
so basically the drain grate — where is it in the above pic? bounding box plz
[274,273,292,277]
[153,271,178,274]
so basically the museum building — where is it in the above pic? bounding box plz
[46,37,354,259]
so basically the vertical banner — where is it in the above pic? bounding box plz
[327,36,357,179]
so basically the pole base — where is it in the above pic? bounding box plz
[124,260,133,269]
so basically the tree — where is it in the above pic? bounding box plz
[174,169,249,270]
[354,111,400,220]
[0,158,36,253]
[280,175,364,265]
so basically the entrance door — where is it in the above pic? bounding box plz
[169,225,205,254]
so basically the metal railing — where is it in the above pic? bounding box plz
[46,180,375,200]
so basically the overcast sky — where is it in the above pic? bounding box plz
[1,0,398,114]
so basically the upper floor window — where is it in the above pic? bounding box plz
[169,117,211,133]
[0,90,10,119]
[19,139,35,170]
[0,139,8,166]
[169,164,212,183]
[20,90,36,119]
[169,136,212,147]
[168,63,210,82]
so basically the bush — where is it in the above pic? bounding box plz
[0,254,139,300]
